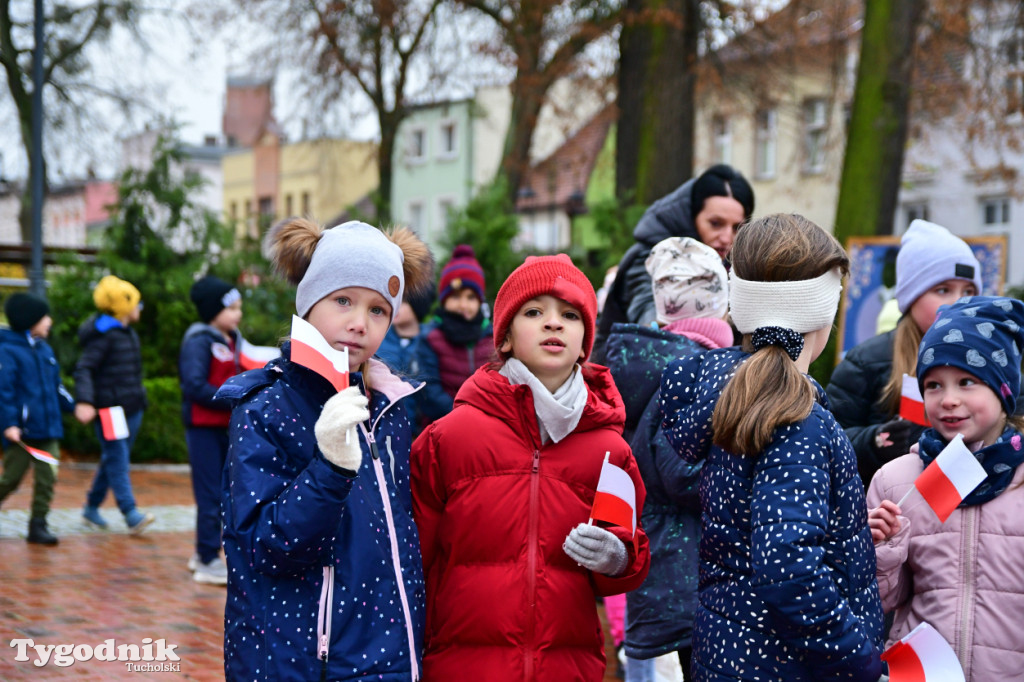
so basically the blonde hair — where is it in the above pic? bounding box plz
[712,214,849,455]
[879,315,924,416]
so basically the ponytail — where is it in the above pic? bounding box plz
[712,344,817,454]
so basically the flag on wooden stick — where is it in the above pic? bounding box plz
[899,374,929,426]
[881,622,964,682]
[289,315,350,392]
[589,452,636,536]
[900,434,987,523]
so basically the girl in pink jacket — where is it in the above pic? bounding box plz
[867,296,1024,680]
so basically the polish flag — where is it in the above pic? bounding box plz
[18,441,59,466]
[913,434,987,523]
[289,315,350,392]
[98,406,130,441]
[881,622,964,682]
[899,374,929,426]
[239,340,281,371]
[590,453,637,536]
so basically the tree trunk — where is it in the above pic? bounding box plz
[377,109,399,224]
[502,72,548,208]
[616,0,698,207]
[834,0,926,242]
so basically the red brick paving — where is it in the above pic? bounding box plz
[0,462,623,681]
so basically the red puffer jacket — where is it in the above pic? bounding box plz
[411,363,650,682]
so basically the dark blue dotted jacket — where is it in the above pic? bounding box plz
[660,347,885,681]
[216,343,425,681]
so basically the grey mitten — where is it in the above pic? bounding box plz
[314,386,370,472]
[563,523,628,576]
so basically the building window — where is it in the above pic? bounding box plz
[982,197,1010,226]
[754,108,777,180]
[230,201,237,220]
[301,192,311,216]
[437,197,456,232]
[712,115,731,164]
[438,120,458,159]
[407,126,427,162]
[285,194,293,216]
[407,200,425,235]
[802,98,828,174]
[904,203,930,227]
[1002,27,1024,115]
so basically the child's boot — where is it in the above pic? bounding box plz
[125,508,155,536]
[27,517,58,545]
[82,505,108,529]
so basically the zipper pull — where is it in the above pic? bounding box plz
[319,634,328,659]
[532,450,540,474]
[365,429,380,460]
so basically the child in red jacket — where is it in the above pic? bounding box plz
[411,254,650,682]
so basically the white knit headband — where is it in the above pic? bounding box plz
[729,267,843,334]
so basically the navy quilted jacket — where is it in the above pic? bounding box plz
[216,343,425,681]
[0,328,75,440]
[660,347,884,681]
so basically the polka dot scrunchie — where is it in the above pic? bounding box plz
[751,326,804,362]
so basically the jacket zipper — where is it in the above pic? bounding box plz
[957,505,978,672]
[524,448,541,680]
[316,565,334,680]
[362,425,420,681]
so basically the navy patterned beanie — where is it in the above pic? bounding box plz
[917,296,1024,415]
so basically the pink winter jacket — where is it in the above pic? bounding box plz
[866,454,1024,681]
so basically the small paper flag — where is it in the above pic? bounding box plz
[289,315,350,392]
[98,406,129,441]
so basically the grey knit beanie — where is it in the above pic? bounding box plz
[894,219,982,314]
[295,221,405,321]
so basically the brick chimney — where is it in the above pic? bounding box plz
[222,76,276,148]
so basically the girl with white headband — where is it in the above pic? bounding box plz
[660,214,886,681]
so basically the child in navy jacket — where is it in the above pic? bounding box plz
[215,218,433,681]
[0,293,74,545]
[178,275,246,585]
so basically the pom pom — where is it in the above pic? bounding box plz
[265,217,323,285]
[452,244,476,260]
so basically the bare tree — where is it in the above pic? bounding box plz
[0,0,141,242]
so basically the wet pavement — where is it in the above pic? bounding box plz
[0,459,624,680]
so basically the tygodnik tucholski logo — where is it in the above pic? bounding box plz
[9,637,181,671]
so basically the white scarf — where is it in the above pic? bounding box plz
[500,358,587,444]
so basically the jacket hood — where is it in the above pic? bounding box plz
[181,321,241,345]
[77,313,123,344]
[0,326,31,346]
[632,177,698,246]
[455,362,625,441]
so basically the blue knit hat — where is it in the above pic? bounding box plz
[894,219,981,314]
[917,296,1024,415]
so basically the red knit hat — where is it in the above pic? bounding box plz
[438,244,486,303]
[493,254,597,360]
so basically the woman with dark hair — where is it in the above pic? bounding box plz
[593,164,754,362]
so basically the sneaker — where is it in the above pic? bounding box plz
[126,511,155,536]
[82,506,108,529]
[193,557,228,586]
[187,554,200,572]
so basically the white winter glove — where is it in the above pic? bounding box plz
[314,386,370,472]
[563,523,628,576]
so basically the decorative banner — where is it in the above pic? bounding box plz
[98,406,129,441]
[911,434,987,523]
[589,452,636,536]
[239,340,281,371]
[289,315,350,392]
[899,374,929,426]
[18,441,58,466]
[881,622,964,682]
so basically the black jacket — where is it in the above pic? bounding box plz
[593,178,699,363]
[73,314,146,411]
[825,330,896,485]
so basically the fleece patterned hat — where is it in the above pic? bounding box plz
[439,245,486,303]
[5,292,50,333]
[895,219,982,314]
[645,237,729,324]
[93,275,141,319]
[917,296,1024,415]
[493,254,597,360]
[295,221,406,321]
[190,276,241,324]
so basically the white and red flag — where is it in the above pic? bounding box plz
[239,340,281,371]
[589,453,637,537]
[98,406,129,440]
[881,622,964,682]
[289,315,350,392]
[18,441,58,466]
[903,433,987,523]
[899,374,929,426]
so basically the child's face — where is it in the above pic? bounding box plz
[499,295,585,392]
[211,300,243,334]
[910,279,977,333]
[306,286,392,371]
[29,315,52,339]
[922,366,1006,447]
[443,288,481,321]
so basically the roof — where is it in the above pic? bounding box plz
[714,0,862,64]
[515,105,615,213]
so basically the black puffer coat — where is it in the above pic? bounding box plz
[593,178,699,363]
[72,313,146,410]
